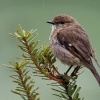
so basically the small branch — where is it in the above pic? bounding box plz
[6,60,39,100]
[16,66,32,100]
[8,25,83,100]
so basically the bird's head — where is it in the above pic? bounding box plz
[47,14,77,29]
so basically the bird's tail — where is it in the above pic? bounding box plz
[89,64,100,86]
[93,57,100,68]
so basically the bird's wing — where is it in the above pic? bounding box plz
[57,27,93,67]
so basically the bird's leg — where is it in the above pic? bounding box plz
[71,66,81,77]
[65,65,73,75]
[57,65,73,79]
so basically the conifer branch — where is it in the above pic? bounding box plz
[8,25,83,100]
[5,60,39,100]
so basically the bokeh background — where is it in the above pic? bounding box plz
[0,0,100,100]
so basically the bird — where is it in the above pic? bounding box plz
[47,14,100,86]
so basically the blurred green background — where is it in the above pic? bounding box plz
[0,0,100,100]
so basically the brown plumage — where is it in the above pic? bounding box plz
[47,14,100,86]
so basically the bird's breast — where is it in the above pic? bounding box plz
[50,34,80,66]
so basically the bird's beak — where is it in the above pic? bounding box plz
[47,21,55,25]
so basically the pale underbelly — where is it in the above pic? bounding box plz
[50,44,81,66]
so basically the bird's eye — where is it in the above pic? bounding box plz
[60,21,65,24]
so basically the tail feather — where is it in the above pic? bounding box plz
[93,57,100,68]
[89,64,100,86]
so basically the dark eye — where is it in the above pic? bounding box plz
[60,20,65,24]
